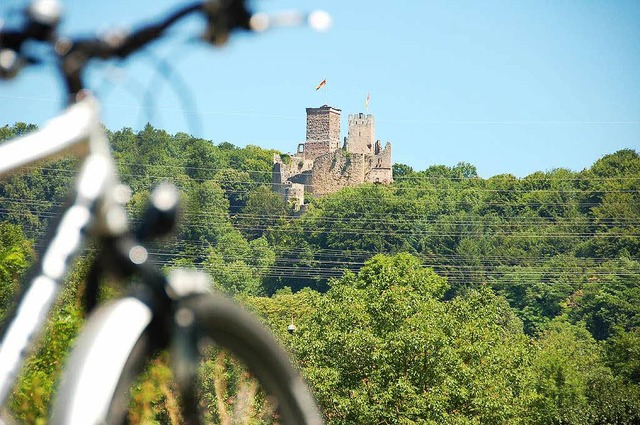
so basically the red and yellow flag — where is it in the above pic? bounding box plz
[366,92,370,112]
[315,78,327,91]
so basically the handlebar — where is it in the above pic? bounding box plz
[0,0,330,100]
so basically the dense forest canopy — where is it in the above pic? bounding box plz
[1,122,639,423]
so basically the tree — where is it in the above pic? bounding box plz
[204,232,275,295]
[183,138,223,181]
[392,163,414,180]
[213,169,253,211]
[283,254,537,424]
[528,319,627,424]
[237,186,288,239]
[0,222,33,322]
[606,328,640,384]
[579,150,640,258]
[452,161,478,179]
[568,258,640,340]
[179,180,231,250]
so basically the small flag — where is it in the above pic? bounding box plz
[365,92,370,112]
[315,78,327,91]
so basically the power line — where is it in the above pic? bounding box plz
[3,197,640,224]
[13,173,640,195]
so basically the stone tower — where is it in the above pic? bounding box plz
[345,113,375,155]
[302,105,341,160]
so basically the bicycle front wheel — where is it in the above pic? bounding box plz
[50,291,323,425]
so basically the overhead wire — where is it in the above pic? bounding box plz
[2,160,638,287]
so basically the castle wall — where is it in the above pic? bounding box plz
[309,151,367,197]
[345,113,375,155]
[365,141,393,184]
[272,154,313,194]
[303,141,332,160]
[379,142,392,169]
[366,167,393,184]
[283,182,305,210]
[288,171,312,187]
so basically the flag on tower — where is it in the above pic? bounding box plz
[366,92,371,112]
[315,78,327,91]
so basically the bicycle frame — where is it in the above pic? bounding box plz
[0,94,323,425]
[0,2,328,422]
[0,95,126,408]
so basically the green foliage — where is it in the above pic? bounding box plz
[279,254,537,424]
[213,168,253,210]
[9,258,89,422]
[242,287,321,343]
[183,137,223,181]
[279,153,292,165]
[0,222,33,323]
[568,258,640,340]
[204,232,275,296]
[238,186,288,240]
[341,150,351,174]
[180,180,231,250]
[354,253,448,298]
[528,320,602,423]
[1,117,638,423]
[0,146,78,238]
[248,256,640,424]
[525,319,640,424]
[0,122,38,141]
[392,162,414,179]
[576,150,640,258]
[606,328,640,384]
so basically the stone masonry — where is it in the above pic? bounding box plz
[302,105,341,160]
[273,105,393,210]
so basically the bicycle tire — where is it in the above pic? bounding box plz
[50,292,323,425]
[49,296,153,425]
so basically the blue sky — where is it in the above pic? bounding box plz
[1,0,638,178]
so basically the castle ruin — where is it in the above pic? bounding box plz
[273,105,392,209]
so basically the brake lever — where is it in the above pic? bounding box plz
[249,10,332,33]
[201,0,331,46]
[0,0,60,80]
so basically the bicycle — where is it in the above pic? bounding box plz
[0,0,328,423]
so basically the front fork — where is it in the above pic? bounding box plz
[167,270,213,425]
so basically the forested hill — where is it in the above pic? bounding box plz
[1,122,640,423]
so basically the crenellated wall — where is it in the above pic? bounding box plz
[345,113,375,155]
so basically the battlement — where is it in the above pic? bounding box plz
[345,111,375,155]
[348,113,374,126]
[307,105,341,114]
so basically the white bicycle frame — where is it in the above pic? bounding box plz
[0,95,126,408]
[0,2,329,422]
